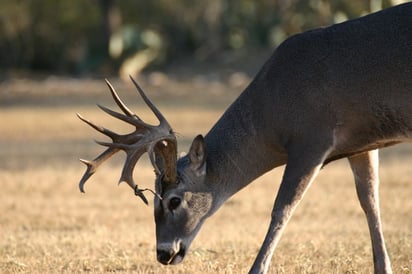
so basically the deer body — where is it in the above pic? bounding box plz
[204,5,411,273]
[79,3,411,274]
[206,1,412,175]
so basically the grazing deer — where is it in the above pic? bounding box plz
[78,3,411,274]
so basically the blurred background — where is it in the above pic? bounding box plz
[0,0,408,79]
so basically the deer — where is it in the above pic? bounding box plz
[77,3,411,274]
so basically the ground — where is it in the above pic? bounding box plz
[0,75,411,273]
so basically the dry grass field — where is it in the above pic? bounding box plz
[0,76,411,273]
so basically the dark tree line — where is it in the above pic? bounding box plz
[0,0,403,75]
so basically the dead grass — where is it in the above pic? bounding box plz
[0,77,411,273]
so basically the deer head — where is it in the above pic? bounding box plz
[78,76,213,265]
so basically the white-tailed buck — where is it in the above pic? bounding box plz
[78,3,411,273]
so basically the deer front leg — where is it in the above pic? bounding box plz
[348,150,392,274]
[249,143,333,274]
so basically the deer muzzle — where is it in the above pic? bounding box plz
[156,241,186,265]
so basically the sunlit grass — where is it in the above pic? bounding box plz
[0,78,411,273]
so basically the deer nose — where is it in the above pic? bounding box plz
[157,249,174,265]
[157,245,186,265]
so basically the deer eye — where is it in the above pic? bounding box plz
[168,197,181,211]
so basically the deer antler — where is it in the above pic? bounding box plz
[77,76,177,204]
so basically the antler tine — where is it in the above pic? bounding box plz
[79,147,119,192]
[77,113,118,139]
[129,75,170,127]
[97,104,149,129]
[119,149,149,204]
[105,79,136,118]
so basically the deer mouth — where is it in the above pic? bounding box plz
[157,243,186,265]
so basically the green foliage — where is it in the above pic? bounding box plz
[0,0,101,73]
[0,0,403,74]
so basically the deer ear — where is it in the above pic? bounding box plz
[188,135,207,176]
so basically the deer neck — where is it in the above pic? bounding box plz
[204,84,287,211]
